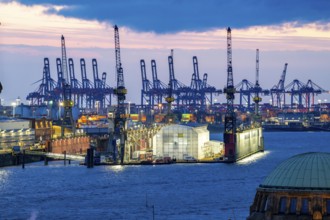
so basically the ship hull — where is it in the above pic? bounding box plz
[263,124,330,132]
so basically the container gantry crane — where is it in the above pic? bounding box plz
[140,59,153,110]
[189,56,203,109]
[92,59,106,110]
[56,58,64,91]
[168,50,188,107]
[270,63,288,108]
[201,73,220,107]
[303,80,328,109]
[80,58,93,109]
[111,25,127,164]
[285,79,306,109]
[151,59,168,108]
[165,78,175,123]
[26,58,57,105]
[68,58,82,108]
[235,79,255,109]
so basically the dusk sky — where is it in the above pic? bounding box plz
[1,0,330,105]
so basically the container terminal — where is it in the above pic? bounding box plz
[0,25,329,166]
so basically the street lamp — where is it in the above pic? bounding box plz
[11,102,16,117]
[58,102,63,120]
[95,101,100,114]
[158,103,162,114]
[48,100,53,119]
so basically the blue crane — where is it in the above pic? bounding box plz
[68,58,82,108]
[285,79,306,109]
[92,58,106,110]
[270,63,288,108]
[151,59,167,108]
[235,79,255,109]
[80,58,93,109]
[168,51,188,107]
[189,56,203,108]
[201,73,220,107]
[26,58,57,105]
[140,59,153,109]
[302,80,328,109]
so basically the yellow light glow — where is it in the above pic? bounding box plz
[107,165,125,173]
[237,150,270,165]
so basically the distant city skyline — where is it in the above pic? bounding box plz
[0,1,330,105]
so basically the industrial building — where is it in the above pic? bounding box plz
[0,117,35,149]
[152,124,223,160]
[248,152,330,220]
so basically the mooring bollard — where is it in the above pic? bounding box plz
[63,151,67,166]
[86,148,91,168]
[90,148,94,168]
[86,148,94,168]
[22,150,25,169]
[44,156,48,165]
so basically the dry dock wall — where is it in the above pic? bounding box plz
[235,127,263,160]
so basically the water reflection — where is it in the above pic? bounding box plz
[0,169,11,190]
[107,165,125,173]
[237,150,270,165]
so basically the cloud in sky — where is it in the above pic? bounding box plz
[15,0,330,33]
[1,1,330,52]
[1,1,330,104]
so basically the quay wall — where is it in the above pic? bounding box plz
[50,136,90,154]
[235,127,264,160]
[0,153,43,167]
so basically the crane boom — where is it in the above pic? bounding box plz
[255,49,259,86]
[114,25,125,88]
[61,35,69,84]
[279,63,288,90]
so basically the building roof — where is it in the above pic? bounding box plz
[179,122,208,128]
[260,152,330,190]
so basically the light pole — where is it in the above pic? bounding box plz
[158,103,162,114]
[58,102,63,120]
[11,102,16,117]
[48,100,53,119]
[95,101,100,114]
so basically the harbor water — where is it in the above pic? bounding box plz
[1,132,330,220]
